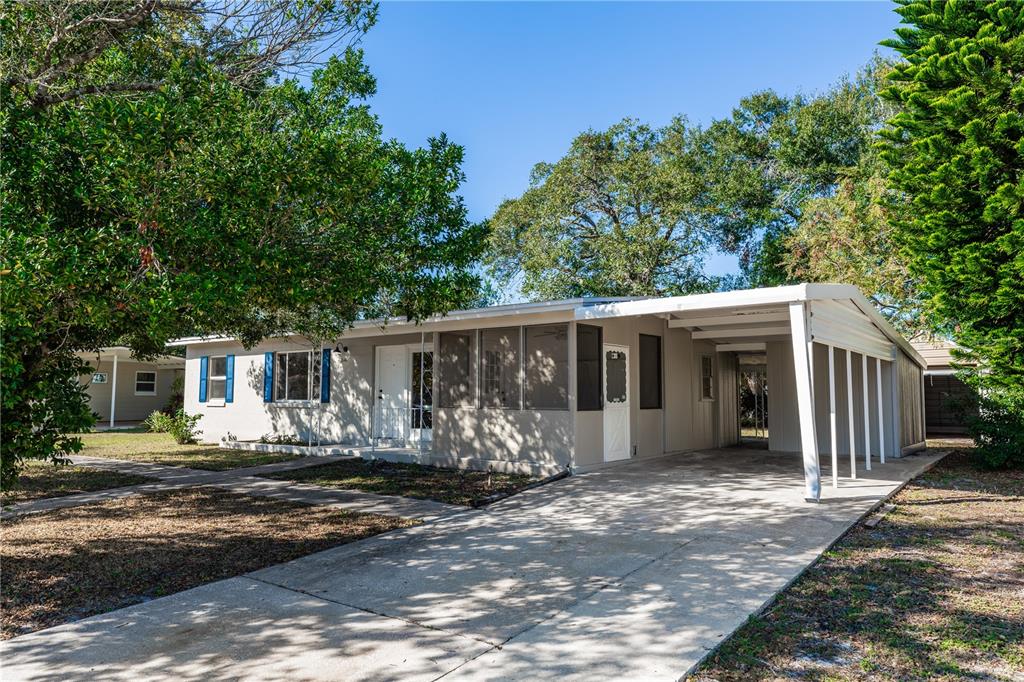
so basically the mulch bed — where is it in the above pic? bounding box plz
[691,450,1024,681]
[262,458,538,506]
[1,488,415,639]
[1,461,155,506]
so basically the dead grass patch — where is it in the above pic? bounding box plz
[1,488,415,639]
[1,460,155,506]
[263,458,538,506]
[692,450,1024,681]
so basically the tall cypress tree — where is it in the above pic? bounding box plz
[880,0,1024,465]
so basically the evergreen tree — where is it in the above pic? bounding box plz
[880,0,1024,466]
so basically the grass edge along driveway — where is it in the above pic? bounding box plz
[691,450,1024,682]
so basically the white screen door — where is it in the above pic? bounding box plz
[603,344,631,461]
[375,346,408,440]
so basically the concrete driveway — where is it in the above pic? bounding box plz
[3,447,943,681]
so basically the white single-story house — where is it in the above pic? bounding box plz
[911,338,976,435]
[172,283,928,502]
[78,347,185,427]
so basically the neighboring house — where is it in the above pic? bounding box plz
[78,347,185,427]
[172,284,928,502]
[911,338,976,435]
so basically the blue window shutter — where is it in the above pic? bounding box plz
[225,355,235,403]
[263,352,274,402]
[321,348,331,403]
[199,356,209,403]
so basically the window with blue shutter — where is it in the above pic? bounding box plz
[199,356,209,403]
[263,352,274,402]
[321,348,331,402]
[225,355,235,403]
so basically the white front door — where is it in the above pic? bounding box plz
[375,346,408,441]
[603,344,631,462]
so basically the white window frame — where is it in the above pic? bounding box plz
[207,356,227,406]
[91,372,108,384]
[134,370,157,396]
[700,354,715,402]
[274,350,319,404]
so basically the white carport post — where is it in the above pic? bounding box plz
[846,349,856,480]
[109,352,118,429]
[788,302,820,502]
[828,344,838,489]
[876,357,885,464]
[862,354,872,471]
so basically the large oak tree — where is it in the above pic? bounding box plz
[0,1,485,487]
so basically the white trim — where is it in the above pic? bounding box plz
[828,344,838,489]
[789,302,820,502]
[109,353,118,429]
[667,311,789,328]
[862,354,872,471]
[133,370,158,396]
[716,342,766,352]
[846,349,857,480]
[691,326,790,340]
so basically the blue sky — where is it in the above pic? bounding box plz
[353,2,900,277]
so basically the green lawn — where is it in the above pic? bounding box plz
[691,448,1024,681]
[263,458,538,506]
[1,460,155,506]
[78,431,300,470]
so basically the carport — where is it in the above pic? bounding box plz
[577,284,929,501]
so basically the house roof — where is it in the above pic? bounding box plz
[76,346,186,367]
[169,284,926,367]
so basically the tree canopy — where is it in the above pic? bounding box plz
[0,1,485,487]
[485,119,716,299]
[879,0,1024,465]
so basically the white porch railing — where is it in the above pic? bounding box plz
[370,404,432,455]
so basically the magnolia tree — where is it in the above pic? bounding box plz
[0,1,486,487]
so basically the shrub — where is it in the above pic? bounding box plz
[166,409,203,445]
[259,433,306,446]
[162,375,185,416]
[966,388,1024,469]
[143,410,173,433]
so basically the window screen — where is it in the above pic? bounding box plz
[605,349,628,404]
[274,350,320,401]
[525,324,569,409]
[577,324,602,411]
[135,371,157,395]
[480,327,521,409]
[208,356,226,400]
[701,354,715,400]
[438,332,475,407]
[639,334,662,409]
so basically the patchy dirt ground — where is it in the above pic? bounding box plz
[691,450,1024,681]
[1,460,155,506]
[1,488,415,639]
[79,431,299,470]
[263,458,539,506]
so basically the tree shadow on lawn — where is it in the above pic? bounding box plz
[692,454,1024,681]
[262,458,538,506]
[0,488,415,640]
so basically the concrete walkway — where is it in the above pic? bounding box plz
[2,447,945,681]
[1,454,462,522]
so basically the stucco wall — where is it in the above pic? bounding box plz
[184,333,427,444]
[82,360,181,422]
[433,408,572,474]
[573,318,725,468]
